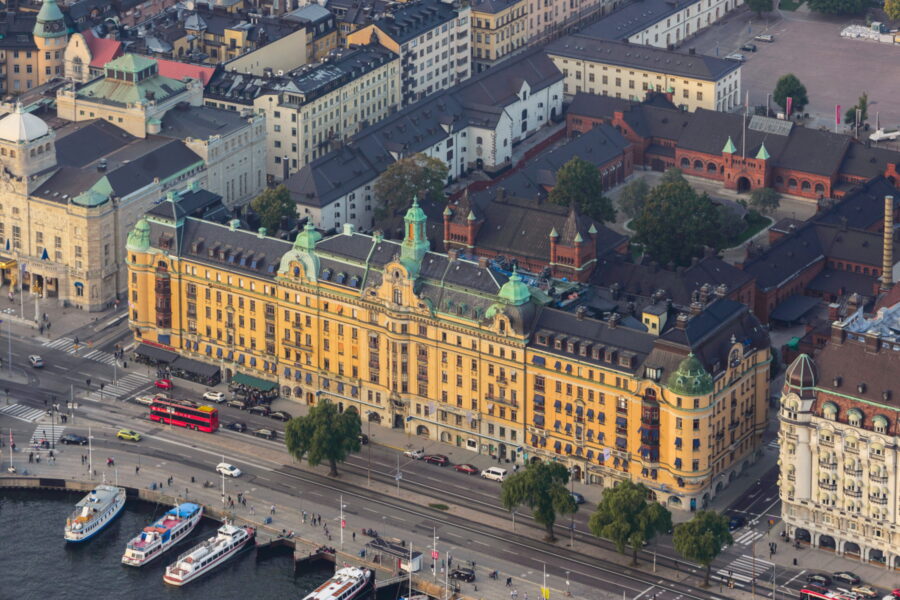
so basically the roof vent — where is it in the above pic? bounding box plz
[833,376,842,387]
[229,219,240,232]
[858,383,867,394]
[883,390,892,401]
[258,227,267,239]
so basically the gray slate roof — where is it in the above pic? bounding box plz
[580,0,702,41]
[368,0,459,44]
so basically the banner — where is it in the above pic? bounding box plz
[786,96,793,116]
[541,586,550,599]
[835,104,841,126]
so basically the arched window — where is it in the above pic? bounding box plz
[788,178,798,189]
[680,157,690,168]
[873,414,889,434]
[847,408,863,428]
[707,162,717,173]
[814,183,825,194]
[801,181,811,191]
[693,159,703,170]
[822,401,838,420]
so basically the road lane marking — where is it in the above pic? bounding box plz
[633,585,655,599]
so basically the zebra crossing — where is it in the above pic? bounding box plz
[29,424,65,447]
[766,439,779,450]
[0,403,46,422]
[715,554,774,587]
[733,528,766,546]
[84,373,151,401]
[42,337,118,365]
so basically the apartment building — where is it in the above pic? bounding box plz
[546,35,741,111]
[346,0,471,105]
[126,198,770,508]
[528,0,617,45]
[0,0,67,95]
[470,0,528,72]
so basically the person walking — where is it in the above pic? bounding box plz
[250,505,255,515]
[270,504,276,515]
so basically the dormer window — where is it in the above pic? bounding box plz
[847,408,863,428]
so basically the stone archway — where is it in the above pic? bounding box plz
[844,541,861,558]
[415,425,430,437]
[530,456,542,464]
[794,528,811,543]
[736,176,752,193]
[869,548,885,564]
[715,481,725,493]
[368,411,382,424]
[668,495,682,508]
[819,534,835,551]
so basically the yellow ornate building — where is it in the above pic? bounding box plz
[126,200,770,508]
[0,0,67,95]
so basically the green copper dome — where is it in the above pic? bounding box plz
[666,352,713,396]
[294,221,322,251]
[498,267,530,306]
[126,218,151,252]
[34,0,66,38]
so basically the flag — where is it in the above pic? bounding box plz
[341,519,345,528]
[835,105,841,126]
[786,96,793,116]
[541,586,551,599]
[41,248,49,261]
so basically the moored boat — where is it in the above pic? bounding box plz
[122,502,203,566]
[64,484,126,543]
[302,566,372,600]
[162,522,254,586]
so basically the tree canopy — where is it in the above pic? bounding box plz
[500,462,577,541]
[808,0,864,14]
[373,153,448,219]
[747,0,773,16]
[749,187,781,215]
[284,402,361,477]
[672,510,733,586]
[588,480,672,565]
[631,177,721,266]
[886,0,900,20]
[548,156,616,224]
[773,74,809,115]
[617,177,651,220]
[843,92,869,125]
[250,185,296,233]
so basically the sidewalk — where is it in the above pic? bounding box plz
[0,282,118,341]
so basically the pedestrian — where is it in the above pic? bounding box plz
[302,510,307,523]
[46,322,51,331]
[352,531,356,541]
[270,504,276,515]
[123,361,127,369]
[28,452,33,463]
[135,465,140,474]
[506,577,512,587]
[250,505,255,515]
[524,593,528,600]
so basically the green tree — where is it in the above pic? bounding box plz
[548,156,616,223]
[617,177,651,220]
[250,185,295,233]
[843,92,869,125]
[500,462,577,542]
[632,178,721,266]
[374,153,448,219]
[772,74,809,115]
[660,167,685,184]
[747,0,773,16]
[716,205,745,243]
[588,480,672,565]
[672,510,733,586]
[886,0,900,20]
[749,187,781,215]
[284,402,361,477]
[808,0,864,14]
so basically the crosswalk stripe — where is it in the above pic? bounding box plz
[734,530,765,545]
[83,373,151,401]
[29,424,65,446]
[0,403,47,422]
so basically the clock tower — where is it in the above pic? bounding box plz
[33,0,67,87]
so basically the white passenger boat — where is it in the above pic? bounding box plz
[302,566,372,600]
[162,522,255,586]
[122,502,203,566]
[64,484,126,543]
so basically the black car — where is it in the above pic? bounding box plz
[449,568,475,582]
[226,399,249,410]
[740,42,757,52]
[806,573,831,586]
[60,433,88,445]
[248,405,271,417]
[269,410,293,422]
[253,428,277,440]
[728,515,747,530]
[358,433,369,445]
[832,571,860,585]
[225,422,247,433]
[804,583,829,596]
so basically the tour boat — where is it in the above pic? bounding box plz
[163,522,255,586]
[64,485,126,543]
[302,566,373,600]
[122,502,203,566]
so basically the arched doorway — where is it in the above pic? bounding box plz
[844,541,861,558]
[794,528,811,543]
[668,496,682,507]
[869,549,885,564]
[715,481,725,493]
[393,414,404,429]
[415,425,430,437]
[819,535,836,551]
[701,493,710,508]
[530,456,542,464]
[736,176,752,193]
[440,431,452,443]
[498,443,507,459]
[571,464,582,482]
[368,411,381,424]
[651,158,665,172]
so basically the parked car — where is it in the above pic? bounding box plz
[216,462,241,477]
[60,433,88,445]
[449,568,476,582]
[253,428,277,440]
[269,410,293,422]
[154,379,174,390]
[403,448,425,459]
[225,421,247,433]
[203,391,226,403]
[571,492,586,505]
[754,33,774,42]
[423,454,449,466]
[481,467,507,482]
[358,433,369,445]
[805,573,831,586]
[116,429,142,442]
[851,585,878,598]
[28,355,44,368]
[248,405,271,417]
[226,398,249,410]
[454,464,478,475]
[725,53,745,62]
[804,584,829,596]
[728,515,747,530]
[740,42,757,52]
[833,572,860,585]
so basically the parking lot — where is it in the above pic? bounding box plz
[684,6,900,130]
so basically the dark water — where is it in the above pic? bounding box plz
[0,489,335,600]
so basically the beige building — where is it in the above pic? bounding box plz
[527,0,616,46]
[547,35,741,112]
[0,0,67,95]
[471,0,528,72]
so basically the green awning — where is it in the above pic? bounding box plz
[231,372,278,392]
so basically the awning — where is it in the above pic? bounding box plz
[769,294,820,323]
[171,356,220,378]
[231,372,278,392]
[135,343,177,364]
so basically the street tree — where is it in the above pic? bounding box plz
[808,0,864,14]
[886,0,900,20]
[773,74,809,115]
[747,0,773,16]
[717,204,746,243]
[660,167,685,185]
[548,156,616,224]
[617,177,651,220]
[631,177,721,266]
[843,92,869,125]
[374,153,448,219]
[588,480,672,565]
[284,402,361,477]
[749,187,781,215]
[672,510,734,586]
[250,185,295,233]
[500,462,577,542]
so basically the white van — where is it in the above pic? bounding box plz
[481,467,508,482]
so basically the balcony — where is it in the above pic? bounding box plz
[870,474,889,484]
[486,395,518,409]
[818,460,837,470]
[818,482,837,491]
[844,467,862,477]
[870,495,888,505]
[844,488,862,498]
[283,338,313,352]
[640,415,660,426]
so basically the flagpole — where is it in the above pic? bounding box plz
[8,428,13,472]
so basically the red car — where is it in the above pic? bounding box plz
[154,379,174,390]
[423,454,449,466]
[453,463,478,475]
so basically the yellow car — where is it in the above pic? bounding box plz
[116,429,142,442]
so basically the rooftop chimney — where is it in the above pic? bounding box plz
[831,321,846,345]
[881,195,894,292]
[447,248,459,261]
[675,312,689,330]
[257,227,267,238]
[608,313,621,329]
[229,219,240,232]
[864,330,882,354]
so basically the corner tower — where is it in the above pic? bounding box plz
[400,196,430,278]
[34,0,68,85]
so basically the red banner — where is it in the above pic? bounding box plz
[835,104,841,125]
[786,97,793,116]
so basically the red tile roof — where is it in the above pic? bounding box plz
[155,59,216,86]
[81,29,124,68]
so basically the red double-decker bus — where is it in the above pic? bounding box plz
[799,589,855,600]
[150,397,219,432]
